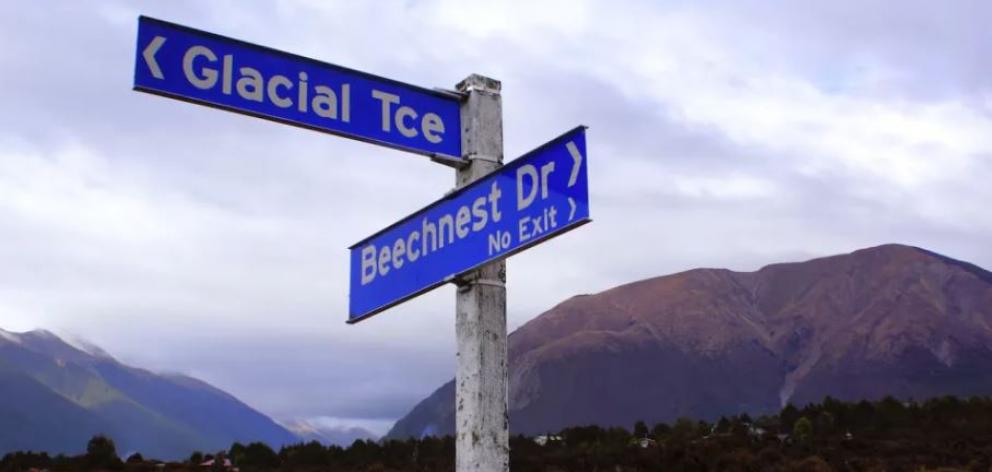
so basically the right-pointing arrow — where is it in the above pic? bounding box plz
[143,36,166,80]
[568,197,577,221]
[566,140,582,187]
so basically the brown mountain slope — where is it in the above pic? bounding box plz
[387,244,992,438]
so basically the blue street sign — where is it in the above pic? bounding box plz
[349,127,590,322]
[133,16,462,159]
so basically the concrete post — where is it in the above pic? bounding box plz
[454,74,508,472]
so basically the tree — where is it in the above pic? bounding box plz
[125,452,144,464]
[211,451,228,472]
[716,416,731,434]
[854,400,875,431]
[228,442,246,465]
[780,404,800,432]
[237,442,280,470]
[188,451,204,465]
[85,434,120,469]
[650,422,671,439]
[280,441,329,467]
[876,395,906,431]
[671,417,698,440]
[1,451,53,471]
[815,411,835,434]
[633,420,649,438]
[793,417,813,444]
[730,416,750,437]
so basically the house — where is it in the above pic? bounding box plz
[637,438,657,449]
[748,425,767,437]
[534,435,562,446]
[200,457,239,471]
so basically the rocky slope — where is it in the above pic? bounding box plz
[388,244,992,438]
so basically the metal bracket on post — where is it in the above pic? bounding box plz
[466,153,502,165]
[455,271,506,292]
[430,153,470,170]
[464,279,506,289]
[436,152,499,178]
[432,87,469,100]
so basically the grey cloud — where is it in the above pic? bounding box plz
[700,0,992,101]
[0,0,990,431]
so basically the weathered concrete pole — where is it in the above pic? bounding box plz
[454,74,508,472]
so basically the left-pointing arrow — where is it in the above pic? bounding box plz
[143,36,166,79]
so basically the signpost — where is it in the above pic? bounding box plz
[348,125,589,322]
[134,18,590,472]
[133,16,463,161]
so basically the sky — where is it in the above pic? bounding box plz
[1,0,990,436]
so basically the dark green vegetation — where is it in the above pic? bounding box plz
[0,329,296,459]
[4,396,991,471]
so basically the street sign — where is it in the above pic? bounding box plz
[131,16,580,467]
[133,16,462,159]
[349,126,590,322]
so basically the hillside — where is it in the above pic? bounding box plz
[0,328,298,459]
[388,244,992,438]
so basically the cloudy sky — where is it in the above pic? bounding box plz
[1,1,990,435]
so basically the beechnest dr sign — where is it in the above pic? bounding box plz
[348,127,590,322]
[133,16,462,159]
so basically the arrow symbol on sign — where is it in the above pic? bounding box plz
[566,140,582,188]
[143,36,166,79]
[568,197,577,221]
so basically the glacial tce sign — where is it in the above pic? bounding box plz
[349,127,590,322]
[133,16,462,159]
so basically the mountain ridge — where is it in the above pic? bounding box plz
[0,327,298,459]
[388,244,992,439]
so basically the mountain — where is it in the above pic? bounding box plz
[282,420,378,446]
[0,329,298,459]
[387,244,992,438]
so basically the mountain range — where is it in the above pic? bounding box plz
[387,244,992,438]
[0,328,298,459]
[282,419,377,447]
